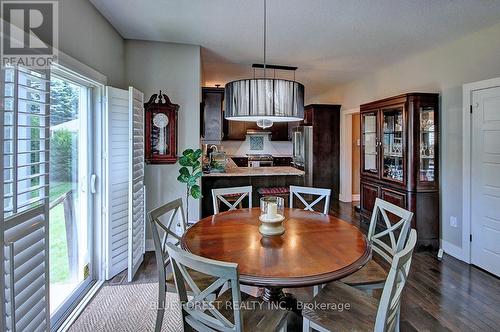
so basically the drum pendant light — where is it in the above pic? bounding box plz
[224,0,304,128]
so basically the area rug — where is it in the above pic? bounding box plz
[69,283,183,332]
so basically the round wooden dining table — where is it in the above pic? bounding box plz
[181,207,371,309]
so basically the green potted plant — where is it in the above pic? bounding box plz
[177,148,203,222]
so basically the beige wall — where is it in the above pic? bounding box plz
[313,22,500,248]
[351,114,360,196]
[124,40,201,240]
[59,0,125,87]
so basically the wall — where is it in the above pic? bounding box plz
[59,0,125,87]
[124,40,201,240]
[314,22,500,250]
[351,114,360,196]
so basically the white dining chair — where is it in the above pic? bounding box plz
[289,185,331,295]
[148,198,216,332]
[340,198,413,292]
[212,186,253,214]
[303,229,418,332]
[166,243,289,332]
[289,185,331,214]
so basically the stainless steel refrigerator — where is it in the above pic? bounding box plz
[292,125,313,186]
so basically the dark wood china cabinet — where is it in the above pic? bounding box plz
[360,93,439,249]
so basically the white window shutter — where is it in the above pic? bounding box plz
[127,87,145,282]
[104,86,145,281]
[104,87,130,279]
[2,66,50,332]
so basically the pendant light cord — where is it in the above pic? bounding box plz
[263,0,267,78]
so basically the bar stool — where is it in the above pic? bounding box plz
[257,187,290,207]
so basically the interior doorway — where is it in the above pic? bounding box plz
[339,108,360,203]
[351,114,361,202]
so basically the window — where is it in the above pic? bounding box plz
[3,66,50,219]
[2,65,51,331]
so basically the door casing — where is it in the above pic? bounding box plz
[462,77,500,264]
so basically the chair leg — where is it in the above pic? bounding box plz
[395,307,401,332]
[313,285,319,297]
[155,282,166,332]
[303,317,312,331]
[155,308,164,332]
[278,319,288,332]
[313,284,325,297]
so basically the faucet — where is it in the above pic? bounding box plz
[209,145,219,153]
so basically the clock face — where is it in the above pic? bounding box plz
[153,113,169,128]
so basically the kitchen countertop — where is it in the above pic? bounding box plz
[202,165,304,177]
[229,154,293,158]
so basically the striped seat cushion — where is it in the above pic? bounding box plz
[222,193,243,198]
[257,187,290,195]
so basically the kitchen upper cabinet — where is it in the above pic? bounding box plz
[201,87,225,142]
[225,121,259,140]
[226,121,247,140]
[270,123,289,141]
[201,87,297,141]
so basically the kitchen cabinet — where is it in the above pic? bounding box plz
[226,121,259,140]
[360,93,439,249]
[300,104,342,199]
[273,156,292,166]
[201,87,224,142]
[226,119,295,141]
[270,123,289,141]
[201,87,299,141]
[231,157,249,167]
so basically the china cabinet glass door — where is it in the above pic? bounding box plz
[382,107,404,182]
[419,107,436,183]
[362,112,378,175]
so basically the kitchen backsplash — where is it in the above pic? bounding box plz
[221,133,292,156]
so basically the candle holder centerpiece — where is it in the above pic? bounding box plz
[259,196,285,236]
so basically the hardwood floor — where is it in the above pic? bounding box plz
[110,201,500,331]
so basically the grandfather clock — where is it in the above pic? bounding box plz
[144,91,179,164]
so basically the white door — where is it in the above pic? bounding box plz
[104,86,145,281]
[471,86,500,276]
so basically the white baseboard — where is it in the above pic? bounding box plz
[352,194,360,201]
[338,193,351,203]
[441,240,467,262]
[145,239,155,252]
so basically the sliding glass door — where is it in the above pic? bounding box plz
[49,72,94,323]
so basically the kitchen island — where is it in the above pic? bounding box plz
[201,161,305,217]
[202,166,304,177]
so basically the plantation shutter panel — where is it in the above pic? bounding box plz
[127,87,145,282]
[104,87,130,279]
[2,66,50,332]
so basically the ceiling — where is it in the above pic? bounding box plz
[91,0,500,98]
